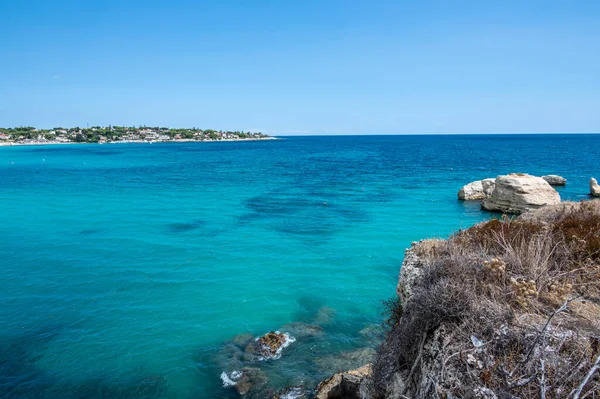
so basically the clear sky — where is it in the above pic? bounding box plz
[1,0,599,134]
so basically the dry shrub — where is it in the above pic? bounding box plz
[372,201,600,399]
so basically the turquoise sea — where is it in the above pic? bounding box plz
[0,135,598,398]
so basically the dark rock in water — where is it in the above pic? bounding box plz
[280,322,324,339]
[313,306,336,325]
[273,386,307,399]
[314,348,376,372]
[257,332,286,356]
[245,331,295,361]
[214,343,244,371]
[314,364,372,399]
[232,333,254,348]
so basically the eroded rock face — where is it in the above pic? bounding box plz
[542,174,566,186]
[458,178,496,200]
[590,178,600,197]
[481,173,560,214]
[314,364,372,399]
[396,240,444,303]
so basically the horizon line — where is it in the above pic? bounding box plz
[273,132,600,136]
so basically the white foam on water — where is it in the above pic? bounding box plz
[220,370,242,387]
[279,387,304,399]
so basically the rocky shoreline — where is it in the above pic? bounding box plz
[218,175,600,398]
[317,200,600,398]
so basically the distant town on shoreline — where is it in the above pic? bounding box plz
[0,126,272,146]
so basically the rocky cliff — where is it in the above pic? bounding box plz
[318,200,600,399]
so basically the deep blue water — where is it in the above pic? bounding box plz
[0,135,598,398]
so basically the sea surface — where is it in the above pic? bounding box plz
[0,134,598,398]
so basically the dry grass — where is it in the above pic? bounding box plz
[372,201,600,399]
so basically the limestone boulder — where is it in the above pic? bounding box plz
[590,178,600,197]
[481,174,560,214]
[458,178,496,200]
[542,175,567,186]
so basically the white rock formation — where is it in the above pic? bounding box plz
[481,173,560,214]
[590,178,600,197]
[542,175,566,186]
[458,178,496,200]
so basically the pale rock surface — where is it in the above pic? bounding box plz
[314,364,372,399]
[457,178,496,200]
[481,173,560,214]
[396,239,443,303]
[541,174,566,186]
[590,178,600,197]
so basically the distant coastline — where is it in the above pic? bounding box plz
[0,126,276,146]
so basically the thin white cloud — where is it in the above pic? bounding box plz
[53,75,61,79]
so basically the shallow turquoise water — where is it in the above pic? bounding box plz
[0,135,597,398]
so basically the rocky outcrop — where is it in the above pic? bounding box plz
[591,178,600,197]
[314,364,372,399]
[542,174,566,186]
[244,331,295,361]
[396,239,443,303]
[481,173,560,214]
[371,201,600,399]
[457,178,496,200]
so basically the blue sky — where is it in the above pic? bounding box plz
[1,0,599,134]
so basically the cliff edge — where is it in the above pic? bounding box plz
[318,200,600,398]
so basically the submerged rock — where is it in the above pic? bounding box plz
[590,177,600,197]
[314,348,376,372]
[280,322,324,339]
[358,325,385,345]
[220,367,269,396]
[458,178,496,200]
[214,343,245,372]
[245,331,295,361]
[481,173,560,214]
[313,306,336,325]
[542,174,567,186]
[314,364,372,399]
[232,333,254,348]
